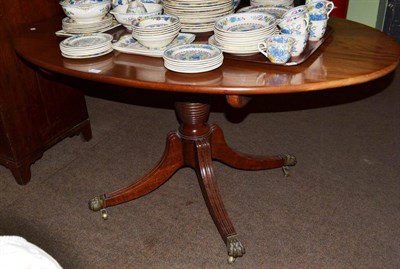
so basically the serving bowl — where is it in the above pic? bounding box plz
[131,15,181,48]
[60,0,111,23]
[214,12,276,35]
[110,3,163,30]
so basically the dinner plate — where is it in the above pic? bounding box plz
[164,61,223,73]
[163,44,222,63]
[163,44,223,73]
[61,48,114,59]
[56,20,121,37]
[214,13,276,34]
[60,33,113,50]
[208,35,260,56]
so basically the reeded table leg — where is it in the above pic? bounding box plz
[89,132,184,211]
[210,124,297,171]
[89,100,296,263]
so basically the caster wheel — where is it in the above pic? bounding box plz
[100,209,109,220]
[228,256,236,264]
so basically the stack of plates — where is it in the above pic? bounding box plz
[61,14,114,34]
[112,33,196,57]
[163,44,223,73]
[59,33,113,59]
[236,5,290,18]
[210,13,277,56]
[250,0,294,7]
[163,0,234,33]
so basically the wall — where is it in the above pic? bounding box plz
[346,0,385,29]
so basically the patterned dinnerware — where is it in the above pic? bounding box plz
[162,0,234,33]
[250,0,294,7]
[59,0,115,34]
[163,44,224,73]
[131,15,181,48]
[112,33,195,57]
[110,3,163,30]
[59,0,111,24]
[236,5,289,18]
[59,33,114,58]
[61,13,114,34]
[212,13,278,56]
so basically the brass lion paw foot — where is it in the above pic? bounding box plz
[282,154,297,176]
[227,235,246,264]
[89,195,109,220]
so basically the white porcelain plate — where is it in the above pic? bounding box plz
[61,48,114,59]
[214,12,276,33]
[60,33,113,49]
[163,44,222,63]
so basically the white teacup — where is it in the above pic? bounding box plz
[278,13,309,36]
[308,19,328,41]
[289,33,308,57]
[258,35,295,64]
[282,5,308,19]
[307,1,334,20]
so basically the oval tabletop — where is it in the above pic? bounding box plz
[14,17,400,96]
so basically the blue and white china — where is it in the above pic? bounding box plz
[308,18,328,41]
[111,0,129,9]
[163,44,223,73]
[60,33,113,49]
[214,13,276,34]
[278,13,309,35]
[250,0,294,8]
[258,35,294,64]
[60,0,108,5]
[112,33,195,57]
[309,13,328,20]
[60,0,111,24]
[307,1,334,20]
[162,0,233,33]
[288,33,308,57]
[110,3,163,30]
[131,15,181,48]
[212,12,278,56]
[237,6,290,18]
[61,13,115,34]
[59,33,113,58]
[131,14,179,30]
[141,0,160,3]
[281,5,308,19]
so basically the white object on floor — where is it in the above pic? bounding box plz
[0,236,62,269]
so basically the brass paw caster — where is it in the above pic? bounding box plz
[100,209,109,220]
[226,235,245,264]
[282,154,296,177]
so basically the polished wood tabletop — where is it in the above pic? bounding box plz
[13,16,400,264]
[14,17,400,97]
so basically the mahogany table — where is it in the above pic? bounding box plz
[14,17,400,263]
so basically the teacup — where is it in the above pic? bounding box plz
[307,1,334,20]
[288,33,308,57]
[278,13,309,35]
[308,19,328,41]
[281,5,308,19]
[258,35,295,64]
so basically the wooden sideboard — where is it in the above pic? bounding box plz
[0,1,92,184]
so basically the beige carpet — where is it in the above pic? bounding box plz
[0,68,399,269]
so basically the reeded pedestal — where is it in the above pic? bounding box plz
[89,100,296,263]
